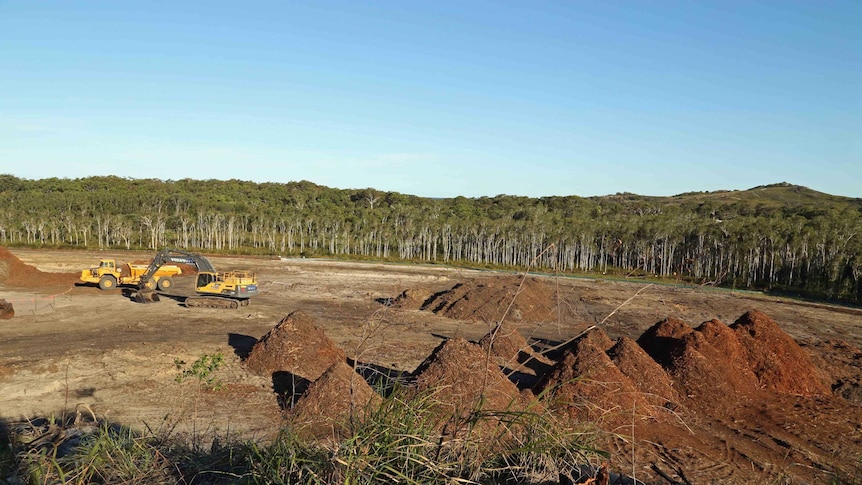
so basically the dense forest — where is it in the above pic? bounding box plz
[0,175,860,303]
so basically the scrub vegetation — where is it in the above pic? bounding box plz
[1,176,859,303]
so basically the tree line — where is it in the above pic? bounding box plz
[0,175,860,303]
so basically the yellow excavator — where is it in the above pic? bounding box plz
[132,248,259,309]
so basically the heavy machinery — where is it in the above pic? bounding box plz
[80,259,183,291]
[132,248,259,309]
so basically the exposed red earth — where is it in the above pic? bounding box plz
[1,248,861,484]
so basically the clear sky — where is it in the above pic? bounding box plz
[1,1,860,198]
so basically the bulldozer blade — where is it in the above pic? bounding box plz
[133,290,160,303]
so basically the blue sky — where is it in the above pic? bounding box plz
[1,1,860,198]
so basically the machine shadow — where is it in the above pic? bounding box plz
[348,359,411,397]
[271,371,311,410]
[227,333,258,360]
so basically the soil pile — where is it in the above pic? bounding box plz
[0,247,78,289]
[607,336,680,409]
[412,337,536,437]
[638,317,761,413]
[534,329,653,426]
[637,311,828,416]
[388,287,434,310]
[546,313,860,484]
[730,310,828,396]
[0,299,13,319]
[410,337,547,455]
[573,326,615,352]
[245,311,346,381]
[477,321,553,369]
[636,317,693,367]
[288,361,382,438]
[173,263,199,275]
[419,276,573,324]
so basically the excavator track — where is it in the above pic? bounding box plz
[184,296,248,309]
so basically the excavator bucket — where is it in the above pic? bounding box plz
[132,289,160,304]
[0,299,13,319]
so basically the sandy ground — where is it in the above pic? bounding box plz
[2,248,861,483]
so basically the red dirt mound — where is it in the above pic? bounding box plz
[607,336,680,409]
[413,337,532,416]
[637,311,829,417]
[245,311,346,381]
[288,361,382,438]
[478,321,553,369]
[411,337,547,455]
[419,276,573,324]
[635,317,693,367]
[730,310,828,396]
[0,247,78,289]
[388,287,434,310]
[671,323,759,413]
[637,317,761,415]
[173,262,198,275]
[691,319,760,392]
[573,326,615,353]
[535,328,653,426]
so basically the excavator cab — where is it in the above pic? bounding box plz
[196,272,217,288]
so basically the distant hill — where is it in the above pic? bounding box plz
[586,183,862,219]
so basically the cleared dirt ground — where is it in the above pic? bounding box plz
[1,248,861,484]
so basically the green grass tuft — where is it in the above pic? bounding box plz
[175,352,226,391]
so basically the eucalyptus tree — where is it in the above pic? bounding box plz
[1,174,860,303]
